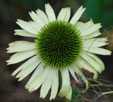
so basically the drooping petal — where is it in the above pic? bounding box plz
[83,30,101,39]
[83,47,111,55]
[50,70,59,100]
[69,68,79,82]
[16,60,40,81]
[14,29,37,37]
[80,52,103,73]
[87,53,105,71]
[16,19,38,34]
[12,56,38,76]
[40,68,56,99]
[57,7,71,21]
[81,23,102,36]
[25,63,44,89]
[26,66,49,92]
[59,69,71,99]
[70,64,89,89]
[83,38,108,48]
[76,20,93,33]
[70,6,85,25]
[36,9,49,24]
[45,3,56,21]
[77,57,98,79]
[6,50,36,65]
[65,87,72,100]
[7,41,36,53]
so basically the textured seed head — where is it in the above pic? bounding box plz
[36,21,82,69]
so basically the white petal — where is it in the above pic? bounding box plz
[29,11,44,27]
[40,68,55,99]
[50,70,59,100]
[27,66,49,92]
[45,3,56,21]
[70,6,85,25]
[69,68,79,82]
[25,63,44,89]
[77,57,98,79]
[80,52,103,73]
[87,53,105,70]
[36,9,49,24]
[84,30,101,39]
[81,23,102,36]
[65,8,71,21]
[76,20,93,33]
[59,69,71,98]
[12,56,38,76]
[16,19,38,34]
[83,38,108,48]
[16,60,40,81]
[83,47,111,55]
[28,21,41,32]
[6,50,36,65]
[57,7,71,21]
[7,41,36,53]
[70,64,89,89]
[65,87,72,100]
[14,29,37,37]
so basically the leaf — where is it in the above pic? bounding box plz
[71,89,83,102]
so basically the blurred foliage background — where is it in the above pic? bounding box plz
[0,0,113,102]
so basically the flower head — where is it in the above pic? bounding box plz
[6,3,111,100]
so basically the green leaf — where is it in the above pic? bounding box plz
[71,89,83,102]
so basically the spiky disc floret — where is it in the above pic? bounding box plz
[36,21,82,69]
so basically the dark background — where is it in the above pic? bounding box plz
[0,0,113,102]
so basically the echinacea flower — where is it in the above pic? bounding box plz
[6,3,111,100]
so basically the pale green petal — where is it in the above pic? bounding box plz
[75,22,84,30]
[45,3,56,21]
[59,69,71,97]
[36,9,49,24]
[80,52,103,73]
[57,7,71,21]
[65,87,72,100]
[14,29,37,37]
[81,23,102,36]
[16,60,40,81]
[29,11,44,27]
[57,8,65,20]
[12,56,38,76]
[70,64,89,89]
[16,19,38,34]
[40,68,55,99]
[25,63,44,89]
[83,38,108,48]
[27,67,49,92]
[28,21,41,32]
[87,53,105,71]
[7,41,36,53]
[70,6,85,25]
[69,68,79,82]
[83,47,111,55]
[77,57,98,79]
[76,20,93,33]
[84,30,101,39]
[6,50,36,65]
[65,8,71,21]
[50,70,59,100]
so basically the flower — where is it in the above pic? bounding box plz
[6,3,111,100]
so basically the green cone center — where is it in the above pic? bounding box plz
[36,21,82,69]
